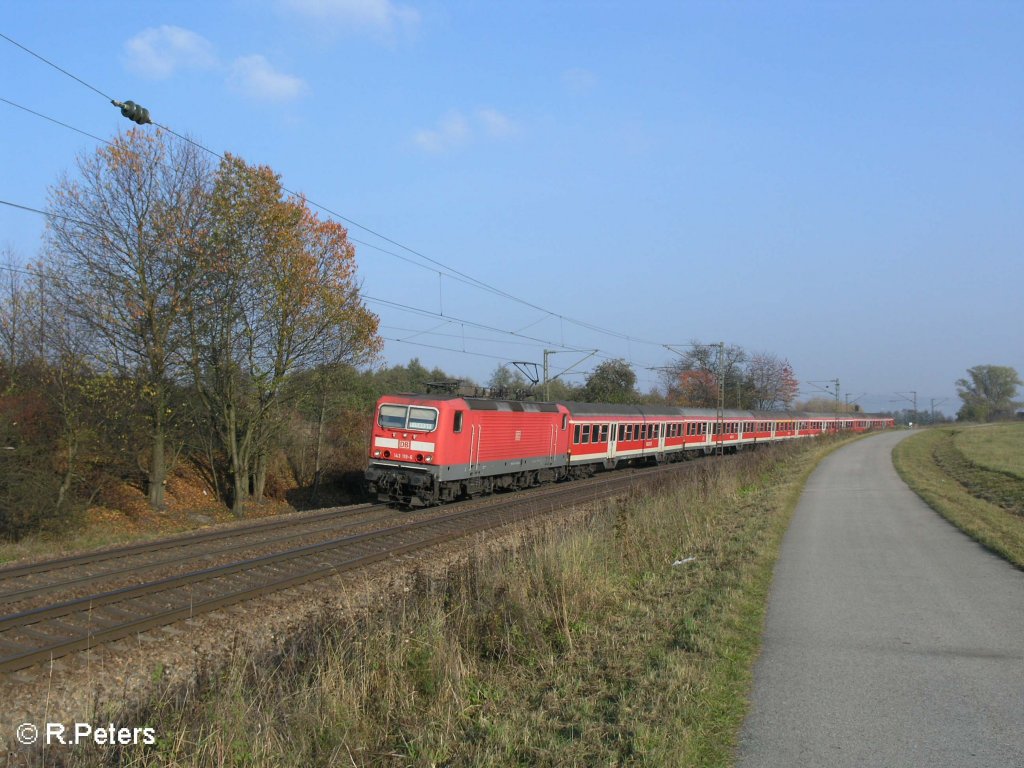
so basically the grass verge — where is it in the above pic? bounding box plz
[59,437,854,768]
[893,425,1024,568]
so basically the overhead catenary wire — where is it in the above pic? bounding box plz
[0,96,645,364]
[0,35,674,396]
[0,31,667,351]
[0,202,607,368]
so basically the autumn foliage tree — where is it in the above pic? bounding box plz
[662,342,746,408]
[662,342,798,410]
[187,154,380,515]
[45,129,212,509]
[7,130,383,527]
[745,352,799,410]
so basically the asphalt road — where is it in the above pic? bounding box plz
[737,430,1024,768]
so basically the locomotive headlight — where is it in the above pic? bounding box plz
[425,455,432,462]
[373,450,381,457]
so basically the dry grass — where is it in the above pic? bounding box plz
[893,425,1024,568]
[56,437,852,768]
[0,470,292,568]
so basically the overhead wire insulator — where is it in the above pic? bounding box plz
[112,99,151,125]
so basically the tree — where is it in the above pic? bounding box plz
[487,365,530,398]
[583,359,638,403]
[0,257,133,539]
[671,369,717,407]
[187,154,380,515]
[745,352,799,410]
[662,341,746,408]
[956,365,1022,422]
[46,129,212,509]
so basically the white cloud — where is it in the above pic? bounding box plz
[229,55,309,102]
[413,112,470,153]
[412,109,518,153]
[281,0,419,33]
[477,108,517,139]
[123,26,218,79]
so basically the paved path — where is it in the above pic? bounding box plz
[737,431,1024,768]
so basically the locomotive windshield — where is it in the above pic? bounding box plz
[377,404,438,432]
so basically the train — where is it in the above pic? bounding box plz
[364,393,895,507]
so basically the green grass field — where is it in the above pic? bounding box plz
[953,422,1024,480]
[893,423,1024,569]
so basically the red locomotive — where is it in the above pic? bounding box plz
[365,394,894,506]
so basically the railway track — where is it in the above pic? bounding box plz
[0,460,706,673]
[0,503,409,611]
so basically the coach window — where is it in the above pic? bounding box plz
[582,424,591,444]
[573,425,581,444]
[453,411,464,433]
[601,425,609,442]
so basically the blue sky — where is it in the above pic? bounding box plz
[2,1,1022,416]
